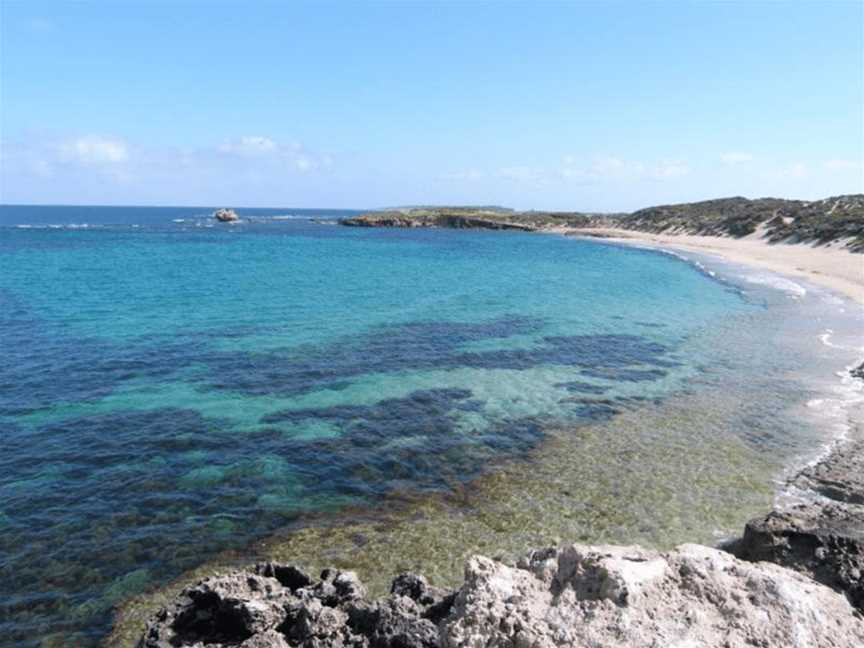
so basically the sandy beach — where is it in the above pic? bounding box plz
[562,227,864,305]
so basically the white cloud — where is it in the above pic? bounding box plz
[218,135,278,156]
[59,135,129,164]
[823,159,861,170]
[720,152,754,165]
[648,160,690,179]
[439,169,484,181]
[28,18,55,34]
[561,156,689,182]
[217,136,329,173]
[499,166,548,185]
[788,162,808,179]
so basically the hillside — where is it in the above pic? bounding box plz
[339,196,864,251]
[619,195,864,250]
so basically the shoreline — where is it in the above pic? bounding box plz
[558,226,863,305]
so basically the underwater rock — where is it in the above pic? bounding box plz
[735,501,864,612]
[141,543,864,647]
[214,208,240,222]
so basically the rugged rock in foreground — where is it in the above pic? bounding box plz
[214,208,240,222]
[140,543,863,648]
[140,564,451,648]
[734,501,864,613]
[733,436,864,612]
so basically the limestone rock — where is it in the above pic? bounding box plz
[141,545,864,648]
[441,543,864,648]
[735,501,864,611]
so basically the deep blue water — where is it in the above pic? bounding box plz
[0,205,860,646]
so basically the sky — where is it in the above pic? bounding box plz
[1,0,862,211]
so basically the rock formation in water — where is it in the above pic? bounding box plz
[140,542,864,648]
[214,208,240,222]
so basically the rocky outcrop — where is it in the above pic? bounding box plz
[732,435,864,612]
[734,502,864,613]
[443,543,863,648]
[140,543,863,648]
[341,213,536,231]
[214,208,240,222]
[140,564,453,648]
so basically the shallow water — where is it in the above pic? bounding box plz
[0,207,860,646]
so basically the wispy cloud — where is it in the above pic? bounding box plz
[1,132,333,196]
[499,166,548,185]
[218,135,278,156]
[59,135,129,165]
[218,135,329,172]
[720,151,754,165]
[788,162,808,179]
[561,156,690,182]
[438,169,485,182]
[823,159,860,170]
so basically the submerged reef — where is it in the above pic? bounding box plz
[134,382,864,647]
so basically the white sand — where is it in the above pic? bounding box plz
[558,227,864,305]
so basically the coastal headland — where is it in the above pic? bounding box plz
[119,195,864,647]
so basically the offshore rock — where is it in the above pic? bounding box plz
[214,208,240,222]
[140,544,864,647]
[735,501,864,612]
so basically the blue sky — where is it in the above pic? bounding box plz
[1,1,861,210]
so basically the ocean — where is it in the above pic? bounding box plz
[0,205,861,646]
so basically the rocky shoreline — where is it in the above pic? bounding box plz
[137,369,864,647]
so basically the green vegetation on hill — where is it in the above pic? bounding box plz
[341,207,610,230]
[340,196,864,251]
[619,195,864,250]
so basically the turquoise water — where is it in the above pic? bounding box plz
[0,207,860,645]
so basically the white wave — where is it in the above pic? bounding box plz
[741,273,807,298]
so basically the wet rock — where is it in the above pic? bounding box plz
[442,543,864,648]
[734,501,864,611]
[214,208,240,222]
[792,439,864,505]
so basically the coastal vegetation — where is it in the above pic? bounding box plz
[341,194,864,251]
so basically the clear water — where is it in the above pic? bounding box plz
[0,206,860,646]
